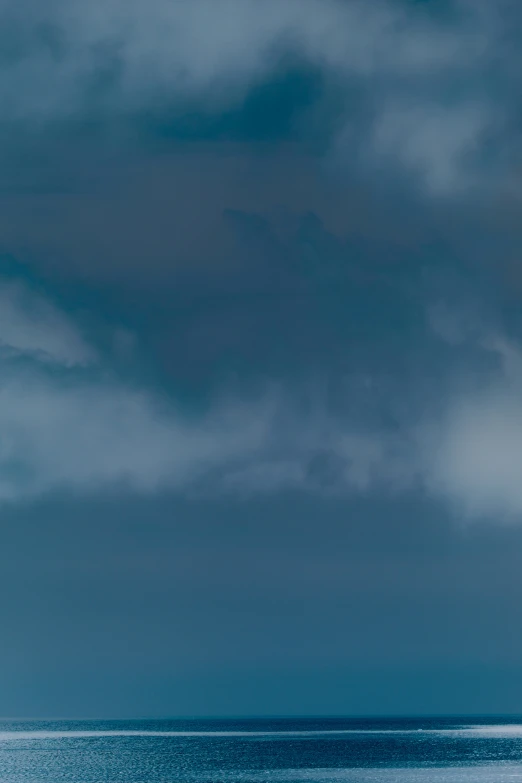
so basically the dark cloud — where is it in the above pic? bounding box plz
[1,0,522,717]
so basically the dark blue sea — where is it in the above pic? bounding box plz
[2,717,522,782]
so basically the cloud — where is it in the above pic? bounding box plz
[0,0,486,113]
[427,301,482,346]
[426,385,522,519]
[368,101,491,195]
[0,276,272,499]
[3,272,522,524]
[0,375,276,500]
[0,0,514,194]
[0,279,95,366]
[0,275,419,503]
[420,307,522,521]
[220,430,416,498]
[0,276,389,501]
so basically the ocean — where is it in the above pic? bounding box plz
[1,717,522,782]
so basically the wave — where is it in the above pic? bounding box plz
[166,765,522,782]
[0,730,384,740]
[452,725,522,737]
[1,724,522,741]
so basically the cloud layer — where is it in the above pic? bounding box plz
[0,0,516,193]
[0,274,520,524]
[0,1,520,520]
[0,275,415,501]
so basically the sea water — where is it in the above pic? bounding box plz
[1,716,522,782]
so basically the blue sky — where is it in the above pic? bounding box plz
[1,0,522,717]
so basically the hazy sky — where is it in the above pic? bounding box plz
[1,0,522,718]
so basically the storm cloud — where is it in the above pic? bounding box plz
[2,0,522,718]
[0,0,518,194]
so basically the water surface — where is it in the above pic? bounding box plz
[2,716,522,782]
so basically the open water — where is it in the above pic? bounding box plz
[1,717,522,782]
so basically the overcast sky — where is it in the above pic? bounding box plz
[1,0,522,718]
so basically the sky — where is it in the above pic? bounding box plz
[1,0,522,718]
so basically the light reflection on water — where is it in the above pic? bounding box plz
[0,718,521,782]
